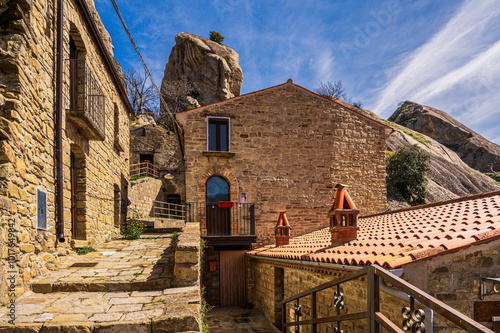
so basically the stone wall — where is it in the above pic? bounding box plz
[176,82,390,245]
[403,239,500,331]
[0,0,130,302]
[129,177,163,219]
[202,247,221,306]
[247,258,406,332]
[130,124,185,202]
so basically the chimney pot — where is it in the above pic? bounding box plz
[275,210,291,246]
[329,184,359,245]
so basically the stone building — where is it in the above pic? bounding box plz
[175,80,393,307]
[129,122,184,218]
[0,0,131,302]
[247,189,500,331]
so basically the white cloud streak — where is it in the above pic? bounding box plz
[373,0,500,117]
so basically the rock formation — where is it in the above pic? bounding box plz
[161,32,243,111]
[337,100,500,210]
[389,101,500,173]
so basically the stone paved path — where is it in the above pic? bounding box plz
[206,306,280,333]
[0,232,201,332]
[31,234,175,293]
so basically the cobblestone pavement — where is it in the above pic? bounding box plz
[0,286,199,324]
[0,233,201,331]
[206,306,280,333]
[30,233,174,293]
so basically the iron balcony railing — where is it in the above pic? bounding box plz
[130,162,159,179]
[66,59,106,141]
[153,201,185,220]
[282,264,493,333]
[185,202,255,236]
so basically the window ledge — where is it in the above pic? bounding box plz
[202,151,236,158]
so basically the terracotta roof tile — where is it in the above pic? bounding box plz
[249,191,500,268]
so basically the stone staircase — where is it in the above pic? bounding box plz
[0,224,201,332]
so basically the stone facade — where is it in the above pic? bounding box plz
[247,258,406,332]
[0,0,130,303]
[129,123,184,202]
[176,81,391,245]
[403,239,500,331]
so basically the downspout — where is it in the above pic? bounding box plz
[56,0,65,242]
[379,269,434,333]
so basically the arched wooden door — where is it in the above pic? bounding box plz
[206,176,231,235]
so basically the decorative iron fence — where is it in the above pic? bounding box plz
[185,202,255,236]
[130,162,159,179]
[282,265,493,333]
[66,59,105,141]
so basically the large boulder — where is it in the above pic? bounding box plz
[388,101,500,173]
[161,32,243,111]
[385,125,499,210]
[336,99,500,210]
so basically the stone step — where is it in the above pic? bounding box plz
[0,286,200,332]
[31,277,173,293]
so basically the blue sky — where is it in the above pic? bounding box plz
[95,0,500,144]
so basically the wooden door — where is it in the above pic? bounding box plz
[206,205,231,235]
[220,250,246,307]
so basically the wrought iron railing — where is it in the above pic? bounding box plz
[185,202,255,236]
[283,265,493,333]
[66,59,106,141]
[130,162,159,179]
[153,201,185,220]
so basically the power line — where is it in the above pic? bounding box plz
[109,0,182,134]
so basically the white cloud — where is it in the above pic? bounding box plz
[373,0,500,116]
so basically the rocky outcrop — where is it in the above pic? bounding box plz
[335,100,500,210]
[389,101,500,173]
[385,124,499,210]
[161,32,243,110]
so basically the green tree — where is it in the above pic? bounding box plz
[387,144,431,206]
[209,31,225,44]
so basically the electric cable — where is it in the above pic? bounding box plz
[109,0,182,134]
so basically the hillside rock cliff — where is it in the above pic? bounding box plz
[342,102,500,210]
[161,32,243,111]
[389,101,500,173]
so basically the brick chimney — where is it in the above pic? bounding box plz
[329,184,360,245]
[275,210,291,246]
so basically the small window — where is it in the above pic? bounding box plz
[207,117,230,151]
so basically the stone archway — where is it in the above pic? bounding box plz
[197,167,239,236]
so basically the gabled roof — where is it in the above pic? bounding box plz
[176,80,393,133]
[248,191,500,269]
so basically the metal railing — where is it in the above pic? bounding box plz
[130,162,159,179]
[283,265,493,333]
[66,59,105,140]
[153,201,185,220]
[185,202,255,236]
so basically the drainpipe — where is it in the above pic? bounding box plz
[56,0,65,242]
[381,269,434,333]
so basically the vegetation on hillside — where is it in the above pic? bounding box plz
[387,144,431,206]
